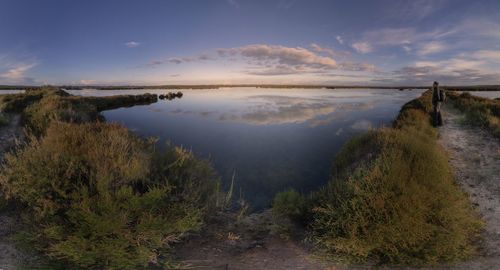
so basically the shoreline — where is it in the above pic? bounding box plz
[0,88,497,269]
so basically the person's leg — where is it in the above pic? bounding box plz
[436,102,442,126]
[433,104,438,126]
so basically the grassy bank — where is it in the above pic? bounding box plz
[0,87,158,135]
[0,88,221,269]
[276,90,482,265]
[0,112,8,126]
[447,92,500,138]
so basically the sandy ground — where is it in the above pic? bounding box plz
[173,211,357,270]
[434,104,500,269]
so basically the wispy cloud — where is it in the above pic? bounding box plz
[0,62,37,84]
[390,51,500,84]
[384,0,447,21]
[149,54,213,66]
[336,35,344,45]
[125,41,141,48]
[351,42,372,54]
[417,41,447,56]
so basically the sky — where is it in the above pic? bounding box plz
[1,0,500,86]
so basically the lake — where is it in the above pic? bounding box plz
[65,87,426,209]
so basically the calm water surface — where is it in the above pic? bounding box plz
[0,90,25,94]
[68,88,426,209]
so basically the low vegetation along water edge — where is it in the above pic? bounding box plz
[0,88,486,269]
[274,89,483,265]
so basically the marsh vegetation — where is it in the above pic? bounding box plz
[274,90,483,265]
[0,88,487,268]
[0,88,222,269]
[447,92,500,138]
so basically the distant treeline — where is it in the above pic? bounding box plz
[1,84,500,91]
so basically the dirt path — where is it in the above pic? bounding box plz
[436,104,500,269]
[173,211,342,270]
[0,114,27,270]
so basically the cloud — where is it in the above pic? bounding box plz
[125,41,140,48]
[221,44,338,68]
[148,43,377,76]
[336,35,344,45]
[0,62,37,84]
[79,79,96,85]
[223,96,374,125]
[220,44,377,74]
[351,42,372,53]
[384,0,447,21]
[417,41,447,56]
[391,52,500,84]
[350,17,500,57]
[471,50,500,61]
[149,54,213,66]
[310,43,335,57]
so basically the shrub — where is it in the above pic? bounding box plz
[447,91,500,138]
[272,189,306,221]
[22,90,158,136]
[0,121,219,269]
[0,112,8,126]
[23,93,100,135]
[308,90,482,265]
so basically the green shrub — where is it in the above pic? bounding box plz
[272,189,306,221]
[0,121,219,269]
[448,91,500,138]
[0,112,8,126]
[23,94,100,135]
[308,90,482,265]
[0,87,64,113]
[22,90,158,136]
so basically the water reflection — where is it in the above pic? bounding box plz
[70,87,425,209]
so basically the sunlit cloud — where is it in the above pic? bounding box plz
[351,42,372,54]
[79,79,96,85]
[218,44,338,68]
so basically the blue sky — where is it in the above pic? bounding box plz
[1,0,500,85]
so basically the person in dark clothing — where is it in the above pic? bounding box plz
[431,81,445,126]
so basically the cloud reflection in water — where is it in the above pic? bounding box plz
[169,95,376,126]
